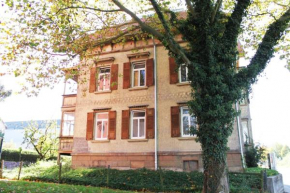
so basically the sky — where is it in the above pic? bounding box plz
[0,76,63,122]
[249,57,290,147]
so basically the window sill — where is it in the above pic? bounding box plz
[177,137,196,140]
[90,139,110,143]
[128,86,148,91]
[176,82,191,86]
[127,139,148,142]
[94,90,112,94]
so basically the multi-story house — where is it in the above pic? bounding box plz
[58,34,253,172]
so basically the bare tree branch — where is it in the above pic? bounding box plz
[111,0,164,40]
[236,7,290,85]
[211,0,223,23]
[185,0,196,16]
[81,25,141,53]
[147,0,191,64]
[56,6,121,15]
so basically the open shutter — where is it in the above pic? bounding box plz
[171,106,180,137]
[110,64,118,90]
[123,62,131,89]
[89,67,96,93]
[86,112,94,140]
[146,108,155,139]
[146,58,154,86]
[121,110,130,139]
[169,57,178,84]
[108,111,116,140]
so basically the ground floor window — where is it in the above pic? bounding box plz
[131,110,146,139]
[94,112,108,140]
[181,107,196,137]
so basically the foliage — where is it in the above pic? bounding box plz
[276,152,290,168]
[245,167,279,177]
[270,143,290,159]
[2,0,290,192]
[0,180,132,193]
[22,120,58,160]
[245,144,266,168]
[0,85,11,102]
[229,172,262,193]
[1,148,39,163]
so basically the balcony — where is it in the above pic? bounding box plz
[59,136,73,154]
[62,94,77,108]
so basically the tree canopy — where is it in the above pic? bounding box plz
[1,0,290,192]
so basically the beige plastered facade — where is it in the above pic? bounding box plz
[59,36,250,172]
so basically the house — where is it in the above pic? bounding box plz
[58,34,253,172]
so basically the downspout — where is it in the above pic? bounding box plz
[153,37,158,170]
[235,102,245,169]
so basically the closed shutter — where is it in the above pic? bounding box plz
[123,62,131,89]
[86,112,94,140]
[108,111,116,140]
[169,57,178,84]
[171,106,180,137]
[89,67,96,93]
[121,110,130,139]
[146,58,154,86]
[110,64,118,90]
[146,108,155,139]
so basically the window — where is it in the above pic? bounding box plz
[179,64,189,83]
[62,112,75,136]
[241,119,249,144]
[94,113,108,140]
[132,61,146,87]
[131,110,146,139]
[97,67,110,91]
[181,107,196,137]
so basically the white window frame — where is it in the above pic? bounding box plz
[97,67,111,91]
[179,64,189,83]
[62,112,75,136]
[131,60,146,87]
[94,112,109,140]
[130,110,146,139]
[180,106,196,137]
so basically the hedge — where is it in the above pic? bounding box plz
[1,148,39,163]
[24,164,265,192]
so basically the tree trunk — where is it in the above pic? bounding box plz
[202,159,229,193]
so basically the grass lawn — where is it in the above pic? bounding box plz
[0,180,134,193]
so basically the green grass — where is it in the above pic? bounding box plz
[0,180,134,193]
[245,167,279,176]
[3,160,57,179]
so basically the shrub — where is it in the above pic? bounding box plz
[1,148,39,163]
[21,162,263,192]
[245,167,279,176]
[245,144,266,167]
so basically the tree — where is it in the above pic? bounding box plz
[270,143,290,159]
[2,0,290,192]
[0,85,11,102]
[22,120,58,161]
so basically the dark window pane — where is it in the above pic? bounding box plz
[140,70,145,86]
[181,65,187,82]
